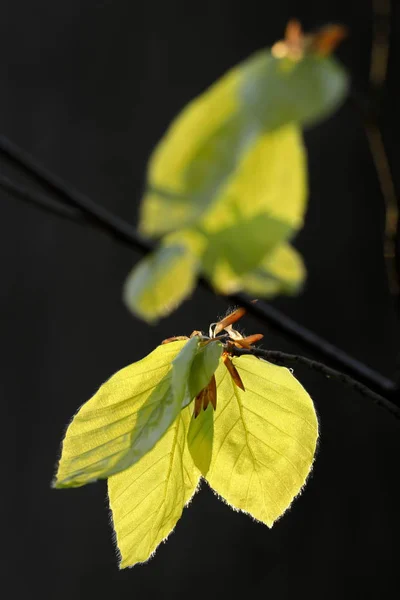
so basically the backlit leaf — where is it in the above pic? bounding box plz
[241,52,348,132]
[198,123,306,284]
[54,340,197,488]
[171,336,199,404]
[133,39,346,316]
[108,405,200,568]
[187,404,214,477]
[241,242,305,296]
[123,237,199,324]
[139,47,346,238]
[139,64,242,236]
[172,335,220,409]
[188,340,223,400]
[213,242,305,296]
[136,122,307,305]
[204,355,318,526]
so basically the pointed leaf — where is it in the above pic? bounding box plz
[108,406,200,568]
[55,340,198,488]
[211,242,305,295]
[139,47,346,238]
[241,51,348,131]
[205,356,318,526]
[187,404,214,476]
[188,340,223,400]
[139,64,242,236]
[123,239,199,324]
[172,335,202,408]
[201,214,292,280]
[241,242,305,296]
[199,124,306,279]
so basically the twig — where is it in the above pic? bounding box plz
[0,134,154,255]
[229,346,400,421]
[0,133,399,420]
[0,173,83,223]
[226,291,396,397]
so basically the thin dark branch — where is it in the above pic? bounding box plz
[229,346,400,421]
[0,133,399,421]
[0,134,154,255]
[0,173,83,223]
[226,292,396,396]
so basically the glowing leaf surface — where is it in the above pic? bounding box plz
[240,242,306,297]
[123,241,198,324]
[188,341,223,399]
[55,340,193,488]
[241,52,348,131]
[108,406,200,568]
[204,356,318,526]
[139,49,346,238]
[187,404,214,476]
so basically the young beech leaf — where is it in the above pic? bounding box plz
[123,229,206,324]
[139,46,346,238]
[188,340,223,399]
[187,403,214,476]
[198,123,306,278]
[202,355,319,526]
[241,51,348,132]
[241,242,305,296]
[55,339,201,488]
[172,335,216,408]
[108,405,200,568]
[199,124,307,239]
[123,242,199,324]
[214,241,305,296]
[139,65,242,236]
[129,123,307,319]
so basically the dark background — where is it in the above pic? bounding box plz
[1,0,400,597]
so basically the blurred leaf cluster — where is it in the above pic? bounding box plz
[124,22,348,322]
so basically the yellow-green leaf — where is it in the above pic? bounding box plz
[54,340,192,488]
[187,404,214,477]
[199,124,307,235]
[123,240,199,324]
[241,242,305,296]
[172,335,221,409]
[211,242,305,296]
[205,356,318,526]
[139,47,346,238]
[199,123,306,279]
[188,340,223,399]
[108,406,200,568]
[172,336,201,407]
[241,51,348,131]
[139,63,242,236]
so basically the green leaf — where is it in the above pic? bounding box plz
[219,242,305,297]
[108,405,200,568]
[204,355,319,526]
[241,51,348,131]
[54,340,198,488]
[187,404,214,476]
[198,124,306,280]
[188,340,223,399]
[201,213,292,280]
[172,335,201,408]
[123,238,199,324]
[241,242,305,296]
[139,48,346,238]
[139,63,242,236]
